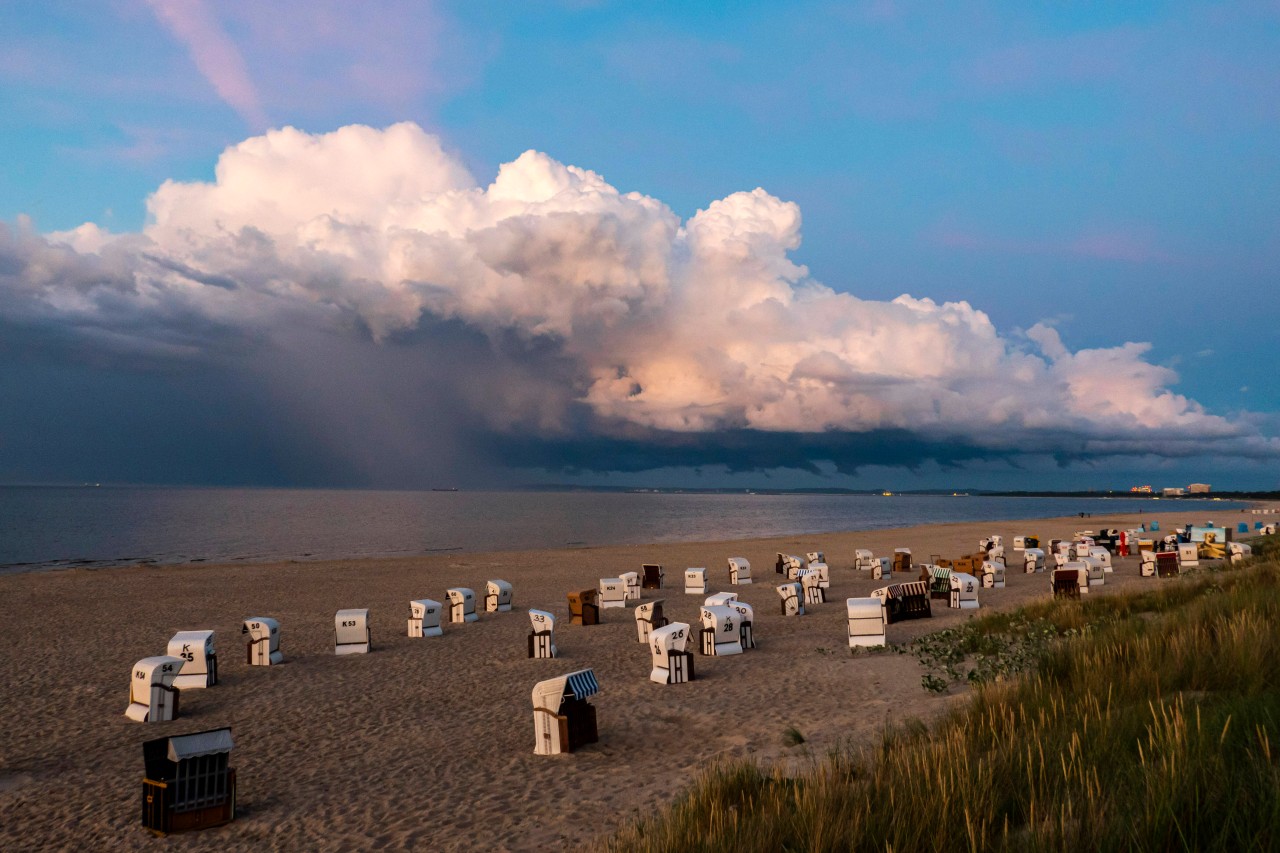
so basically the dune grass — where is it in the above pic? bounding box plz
[600,545,1280,852]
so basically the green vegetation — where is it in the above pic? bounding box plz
[601,544,1280,852]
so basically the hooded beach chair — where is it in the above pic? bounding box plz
[485,580,514,613]
[599,577,628,609]
[527,609,557,659]
[568,589,600,625]
[949,573,979,610]
[684,568,707,595]
[727,600,755,650]
[854,549,876,571]
[167,631,217,689]
[243,617,282,665]
[140,727,235,835]
[446,588,478,623]
[847,597,886,649]
[649,623,694,684]
[777,582,804,616]
[727,557,753,585]
[620,571,641,601]
[531,669,599,755]
[699,605,744,656]
[125,656,183,723]
[334,609,371,655]
[635,599,667,643]
[407,600,443,638]
[641,564,664,589]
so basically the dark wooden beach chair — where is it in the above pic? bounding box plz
[568,589,600,625]
[641,564,664,589]
[1053,568,1080,599]
[892,551,912,573]
[1156,551,1179,579]
[883,581,931,624]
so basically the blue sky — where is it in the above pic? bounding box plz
[1,1,1278,490]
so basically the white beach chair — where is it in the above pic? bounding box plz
[727,557,753,585]
[777,582,804,616]
[1177,542,1199,568]
[649,623,694,685]
[1023,548,1045,574]
[726,599,755,650]
[599,578,628,609]
[800,569,824,605]
[981,560,1005,589]
[704,591,738,607]
[446,588,478,623]
[243,617,282,665]
[854,549,876,571]
[635,599,667,643]
[620,571,641,601]
[485,580,513,613]
[1140,550,1157,577]
[847,597,886,650]
[699,605,744,656]
[335,609,371,654]
[1087,547,1112,572]
[408,599,443,638]
[1229,542,1252,565]
[684,568,707,595]
[527,609,557,659]
[872,557,892,579]
[808,562,830,589]
[531,669,600,755]
[949,573,979,610]
[1082,557,1105,589]
[806,551,825,566]
[125,656,184,722]
[167,631,217,689]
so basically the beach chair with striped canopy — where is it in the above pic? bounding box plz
[922,564,951,600]
[872,581,931,624]
[532,669,600,755]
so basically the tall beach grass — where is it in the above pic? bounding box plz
[601,546,1280,852]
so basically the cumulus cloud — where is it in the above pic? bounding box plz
[5,122,1278,481]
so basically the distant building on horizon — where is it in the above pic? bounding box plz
[1163,487,1186,496]
[1188,483,1212,494]
[1130,485,1153,494]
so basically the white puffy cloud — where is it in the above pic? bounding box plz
[8,122,1278,468]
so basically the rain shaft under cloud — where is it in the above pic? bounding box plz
[1,122,1275,485]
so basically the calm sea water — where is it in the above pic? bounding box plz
[0,486,1242,574]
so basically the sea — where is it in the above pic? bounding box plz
[0,486,1243,574]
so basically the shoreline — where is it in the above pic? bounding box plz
[0,489,1244,573]
[0,502,1273,851]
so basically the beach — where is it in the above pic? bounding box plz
[0,504,1270,851]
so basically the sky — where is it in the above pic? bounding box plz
[1,0,1278,491]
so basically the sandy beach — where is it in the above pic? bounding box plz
[0,503,1271,851]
